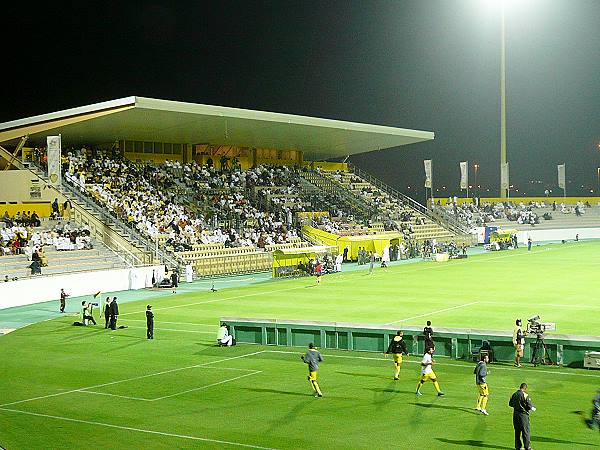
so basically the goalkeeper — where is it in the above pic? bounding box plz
[586,389,600,431]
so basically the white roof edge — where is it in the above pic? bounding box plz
[134,96,434,139]
[0,96,137,131]
[0,95,434,141]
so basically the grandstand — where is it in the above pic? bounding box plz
[0,97,472,284]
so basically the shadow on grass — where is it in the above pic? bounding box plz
[104,339,145,352]
[409,402,480,415]
[242,388,310,397]
[368,387,414,395]
[336,371,388,379]
[435,438,512,449]
[531,435,594,446]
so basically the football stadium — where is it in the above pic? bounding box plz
[2,3,600,450]
[0,96,599,449]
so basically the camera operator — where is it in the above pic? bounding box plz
[80,301,97,326]
[512,319,525,368]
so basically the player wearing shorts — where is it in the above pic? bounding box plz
[302,343,323,397]
[474,353,490,415]
[513,319,525,367]
[416,347,444,396]
[385,331,409,380]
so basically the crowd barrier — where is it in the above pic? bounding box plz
[221,317,600,368]
[0,265,165,310]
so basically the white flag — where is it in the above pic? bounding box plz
[557,164,566,189]
[424,160,432,188]
[46,135,62,186]
[500,162,509,190]
[460,161,468,190]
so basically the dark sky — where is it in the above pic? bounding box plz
[3,0,600,198]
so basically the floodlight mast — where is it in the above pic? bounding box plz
[500,2,508,198]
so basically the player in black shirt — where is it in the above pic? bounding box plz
[423,321,434,349]
[386,331,409,380]
[509,383,536,450]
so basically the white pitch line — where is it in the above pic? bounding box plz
[119,285,310,317]
[77,390,152,401]
[0,350,265,408]
[384,301,479,325]
[124,319,217,327]
[78,366,260,402]
[0,407,279,450]
[150,370,262,401]
[266,350,600,379]
[125,325,216,334]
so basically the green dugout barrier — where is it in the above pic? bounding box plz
[222,317,600,368]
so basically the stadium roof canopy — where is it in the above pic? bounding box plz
[0,96,434,160]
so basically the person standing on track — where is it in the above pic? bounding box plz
[59,288,69,313]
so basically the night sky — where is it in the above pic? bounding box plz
[3,0,600,198]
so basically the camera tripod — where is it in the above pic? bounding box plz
[531,334,553,366]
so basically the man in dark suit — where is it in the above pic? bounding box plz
[509,383,536,450]
[109,297,119,330]
[146,305,154,339]
[171,270,179,293]
[102,297,111,329]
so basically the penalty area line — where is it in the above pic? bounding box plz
[150,370,262,401]
[0,350,266,408]
[0,407,279,450]
[384,301,479,325]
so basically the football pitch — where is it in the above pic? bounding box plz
[1,240,600,449]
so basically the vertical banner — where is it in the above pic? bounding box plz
[46,135,62,186]
[557,164,566,190]
[500,162,510,191]
[424,159,432,188]
[459,161,468,190]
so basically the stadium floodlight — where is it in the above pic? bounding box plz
[481,0,532,198]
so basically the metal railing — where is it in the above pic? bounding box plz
[300,170,374,221]
[25,162,180,269]
[60,177,180,269]
[347,163,470,235]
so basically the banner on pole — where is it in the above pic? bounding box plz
[500,162,509,190]
[557,164,566,189]
[46,135,62,186]
[460,161,468,190]
[424,159,432,188]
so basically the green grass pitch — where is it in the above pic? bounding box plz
[1,240,600,449]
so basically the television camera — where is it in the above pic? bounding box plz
[526,315,555,337]
[526,315,556,366]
